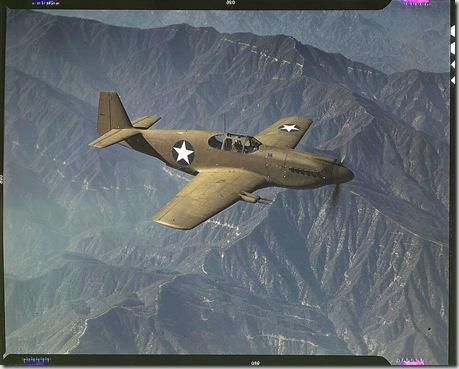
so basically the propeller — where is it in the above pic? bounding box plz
[326,123,353,214]
[335,123,353,164]
[329,182,341,208]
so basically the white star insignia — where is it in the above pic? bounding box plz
[173,141,194,164]
[280,124,300,132]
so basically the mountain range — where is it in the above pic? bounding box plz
[4,9,450,364]
[39,0,451,74]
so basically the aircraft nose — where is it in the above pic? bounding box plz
[333,165,354,184]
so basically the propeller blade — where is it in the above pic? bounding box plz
[336,124,352,163]
[331,184,340,209]
[324,184,341,215]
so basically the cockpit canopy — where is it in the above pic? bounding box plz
[208,133,262,153]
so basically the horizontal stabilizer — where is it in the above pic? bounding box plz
[132,115,161,129]
[89,128,139,148]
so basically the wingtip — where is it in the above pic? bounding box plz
[280,116,313,126]
[152,217,195,230]
[88,141,101,148]
[299,116,313,124]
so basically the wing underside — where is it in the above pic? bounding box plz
[255,116,312,149]
[153,169,266,230]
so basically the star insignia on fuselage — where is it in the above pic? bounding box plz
[279,124,300,132]
[172,140,195,165]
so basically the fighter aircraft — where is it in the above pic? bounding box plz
[89,92,354,230]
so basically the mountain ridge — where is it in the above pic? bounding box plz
[36,1,450,74]
[4,9,450,364]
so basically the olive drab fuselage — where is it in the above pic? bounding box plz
[90,91,354,230]
[123,129,345,189]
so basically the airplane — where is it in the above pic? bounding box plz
[89,92,354,230]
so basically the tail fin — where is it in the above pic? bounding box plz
[90,91,161,149]
[97,91,132,135]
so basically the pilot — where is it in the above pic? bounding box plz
[234,139,243,152]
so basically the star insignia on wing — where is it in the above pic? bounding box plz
[279,124,300,132]
[172,141,195,165]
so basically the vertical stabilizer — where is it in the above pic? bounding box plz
[97,91,132,135]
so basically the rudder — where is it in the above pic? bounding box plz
[97,91,132,135]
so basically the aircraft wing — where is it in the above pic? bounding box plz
[153,169,266,230]
[255,116,313,149]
